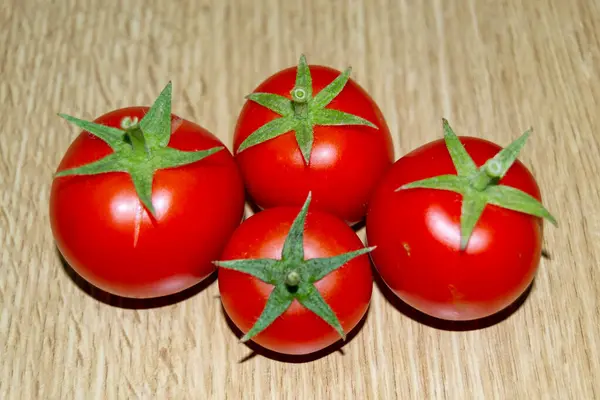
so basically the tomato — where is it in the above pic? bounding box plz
[366,120,557,321]
[216,193,374,355]
[232,55,394,225]
[50,83,245,298]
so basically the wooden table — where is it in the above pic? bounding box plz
[2,0,599,398]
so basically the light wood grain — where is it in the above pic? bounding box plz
[1,0,599,399]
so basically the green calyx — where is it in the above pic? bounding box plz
[215,192,375,342]
[54,82,223,218]
[236,54,378,164]
[397,119,558,251]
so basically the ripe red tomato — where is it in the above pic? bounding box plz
[217,194,374,355]
[232,55,394,225]
[366,120,556,321]
[50,84,245,298]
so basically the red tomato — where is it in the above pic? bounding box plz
[218,203,373,355]
[366,127,555,321]
[232,56,394,225]
[50,104,245,299]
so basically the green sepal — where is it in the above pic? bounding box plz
[54,153,126,177]
[397,119,557,251]
[486,128,531,180]
[128,167,156,216]
[485,185,558,226]
[237,117,295,153]
[215,259,279,285]
[458,191,488,250]
[139,81,172,148]
[245,93,293,117]
[57,114,127,151]
[294,54,313,99]
[238,54,379,164]
[311,108,377,128]
[154,146,223,170]
[310,66,350,110]
[294,121,314,165]
[281,191,311,261]
[55,82,224,218]
[240,285,294,342]
[442,118,477,176]
[305,246,375,283]
[398,174,467,194]
[215,192,374,343]
[296,284,345,339]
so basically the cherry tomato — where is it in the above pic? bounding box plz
[232,55,394,225]
[366,120,556,321]
[50,84,245,298]
[217,194,374,355]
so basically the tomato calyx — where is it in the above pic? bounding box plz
[236,54,378,164]
[54,82,224,217]
[396,119,558,251]
[215,192,375,342]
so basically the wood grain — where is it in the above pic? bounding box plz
[1,0,599,398]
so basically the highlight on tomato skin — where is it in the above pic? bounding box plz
[232,54,394,226]
[49,83,246,299]
[216,193,374,356]
[365,119,557,322]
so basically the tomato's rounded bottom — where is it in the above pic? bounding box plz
[220,279,372,356]
[219,263,372,356]
[378,276,535,322]
[224,308,368,357]
[59,248,216,299]
[247,334,345,357]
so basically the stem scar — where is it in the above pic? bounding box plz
[285,270,301,287]
[291,87,308,103]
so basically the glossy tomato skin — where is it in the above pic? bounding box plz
[233,65,394,225]
[366,137,544,321]
[50,107,246,298]
[218,206,373,355]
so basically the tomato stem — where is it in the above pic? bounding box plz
[291,87,309,104]
[124,124,150,156]
[285,270,301,287]
[470,159,503,191]
[120,116,139,130]
[291,87,309,119]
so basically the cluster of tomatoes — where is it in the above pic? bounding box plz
[49,55,556,356]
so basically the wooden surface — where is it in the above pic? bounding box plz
[1,0,599,399]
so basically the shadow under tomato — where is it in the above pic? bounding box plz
[218,302,371,364]
[57,246,216,309]
[372,269,535,332]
